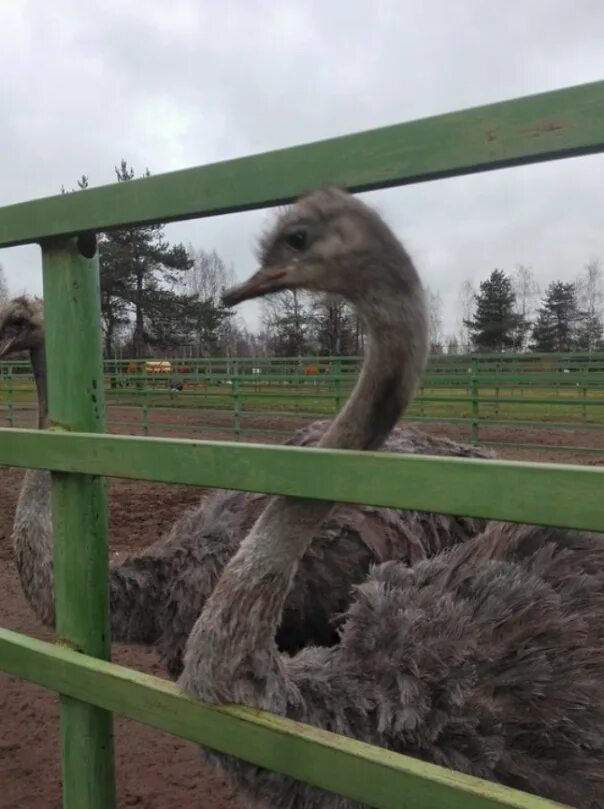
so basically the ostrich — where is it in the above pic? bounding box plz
[179,187,604,809]
[0,287,490,676]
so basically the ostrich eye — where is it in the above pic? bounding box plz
[284,227,308,252]
[9,314,25,327]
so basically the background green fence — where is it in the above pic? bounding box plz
[1,78,604,809]
[3,351,604,452]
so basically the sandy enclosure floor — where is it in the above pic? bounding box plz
[1,417,602,808]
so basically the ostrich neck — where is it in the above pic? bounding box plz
[244,294,426,565]
[12,344,54,629]
[181,280,427,706]
[30,345,48,429]
[321,303,423,451]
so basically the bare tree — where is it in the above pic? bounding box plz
[456,279,475,351]
[425,285,443,352]
[512,264,539,348]
[445,334,460,354]
[218,319,260,357]
[185,247,234,302]
[577,258,603,317]
[308,295,360,356]
[181,246,237,356]
[576,258,604,350]
[513,264,540,320]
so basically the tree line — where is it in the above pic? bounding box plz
[261,262,604,358]
[1,168,602,358]
[456,263,604,354]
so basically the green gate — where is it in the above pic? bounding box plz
[1,80,604,809]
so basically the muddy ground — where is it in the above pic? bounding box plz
[1,415,602,808]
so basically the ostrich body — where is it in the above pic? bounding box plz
[0,290,488,677]
[180,187,604,808]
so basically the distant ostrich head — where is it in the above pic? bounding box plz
[0,296,44,358]
[222,186,422,314]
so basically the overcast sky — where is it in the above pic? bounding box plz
[1,0,603,340]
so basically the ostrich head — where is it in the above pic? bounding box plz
[222,187,427,452]
[222,186,424,317]
[0,296,44,358]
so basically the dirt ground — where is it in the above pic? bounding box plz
[1,416,603,808]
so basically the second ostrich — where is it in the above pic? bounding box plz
[0,296,489,676]
[180,187,604,808]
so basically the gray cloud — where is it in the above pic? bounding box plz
[1,0,604,337]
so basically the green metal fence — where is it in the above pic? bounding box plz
[3,353,604,453]
[1,79,604,809]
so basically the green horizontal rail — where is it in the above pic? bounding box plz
[0,628,568,809]
[447,418,604,431]
[100,351,604,364]
[99,350,604,365]
[4,385,604,452]
[4,352,604,375]
[411,394,604,405]
[485,441,602,454]
[5,364,604,383]
[0,428,603,531]
[2,80,604,246]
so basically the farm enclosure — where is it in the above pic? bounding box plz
[1,78,604,809]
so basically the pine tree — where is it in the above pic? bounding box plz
[575,312,603,351]
[531,281,581,352]
[100,161,195,356]
[142,292,229,354]
[63,161,236,357]
[465,269,524,352]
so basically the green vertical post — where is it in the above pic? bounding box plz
[334,359,342,412]
[41,235,116,809]
[232,374,241,441]
[142,381,149,436]
[7,365,13,428]
[469,359,479,446]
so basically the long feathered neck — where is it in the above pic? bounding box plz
[237,282,428,572]
[12,342,54,627]
[180,265,428,707]
[30,344,48,429]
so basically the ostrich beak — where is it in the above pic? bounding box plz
[222,266,291,306]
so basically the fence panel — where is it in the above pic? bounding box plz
[2,354,604,453]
